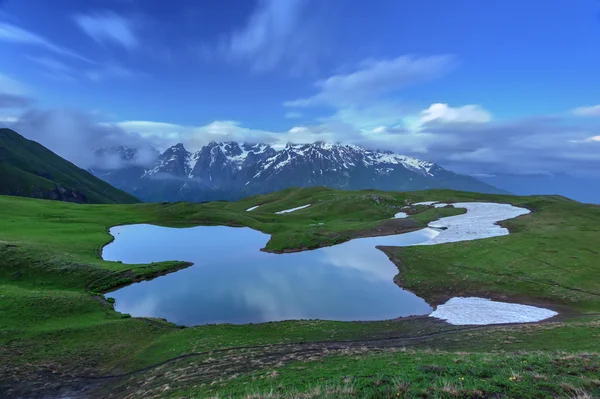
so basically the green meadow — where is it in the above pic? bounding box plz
[1,187,599,398]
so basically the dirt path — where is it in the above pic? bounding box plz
[4,317,589,399]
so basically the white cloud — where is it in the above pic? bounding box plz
[319,102,416,130]
[0,22,91,62]
[117,120,278,151]
[13,108,155,169]
[0,115,18,124]
[572,105,600,117]
[285,55,457,107]
[217,0,323,72]
[10,106,600,177]
[419,103,492,125]
[74,12,138,50]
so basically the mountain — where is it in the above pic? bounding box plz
[91,141,504,202]
[0,128,140,204]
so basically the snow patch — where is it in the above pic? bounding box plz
[275,204,311,214]
[429,297,557,325]
[421,202,530,245]
[433,203,448,208]
[246,205,260,212]
[413,201,437,206]
[393,212,408,219]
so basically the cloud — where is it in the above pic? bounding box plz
[216,0,322,72]
[284,111,303,119]
[0,73,31,95]
[117,120,278,151]
[26,56,78,82]
[74,12,138,50]
[419,103,492,125]
[319,102,417,130]
[284,55,457,107]
[25,55,139,83]
[572,105,600,117]
[9,103,600,179]
[85,65,140,82]
[12,108,156,169]
[0,73,33,110]
[0,93,32,108]
[0,22,92,62]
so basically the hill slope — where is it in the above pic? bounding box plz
[0,128,140,204]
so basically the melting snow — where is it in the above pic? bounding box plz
[275,204,311,214]
[421,202,530,245]
[429,297,557,325]
[433,203,448,208]
[393,212,408,219]
[246,205,260,212]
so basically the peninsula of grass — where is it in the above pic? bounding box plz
[1,187,599,398]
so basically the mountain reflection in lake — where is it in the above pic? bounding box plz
[103,225,439,326]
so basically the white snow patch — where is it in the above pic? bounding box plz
[421,202,530,245]
[429,297,557,325]
[246,205,260,212]
[393,212,408,219]
[186,152,198,176]
[434,203,448,208]
[413,201,437,206]
[275,204,311,214]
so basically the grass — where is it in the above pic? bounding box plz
[1,187,600,397]
[163,350,600,398]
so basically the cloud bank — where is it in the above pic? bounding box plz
[11,108,157,170]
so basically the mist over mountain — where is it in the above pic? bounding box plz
[90,141,505,202]
[0,128,140,204]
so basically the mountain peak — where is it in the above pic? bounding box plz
[93,140,504,201]
[170,143,188,152]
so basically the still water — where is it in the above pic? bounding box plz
[103,225,439,326]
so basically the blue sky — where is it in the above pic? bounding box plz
[1,0,599,177]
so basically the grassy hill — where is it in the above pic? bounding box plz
[0,128,140,204]
[1,188,599,398]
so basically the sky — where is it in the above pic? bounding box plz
[1,0,599,179]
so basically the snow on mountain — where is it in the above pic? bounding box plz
[144,143,191,178]
[92,141,505,202]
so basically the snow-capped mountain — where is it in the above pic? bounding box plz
[91,141,504,202]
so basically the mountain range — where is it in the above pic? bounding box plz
[0,128,140,204]
[91,141,505,202]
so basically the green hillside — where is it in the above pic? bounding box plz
[0,128,140,204]
[1,189,599,398]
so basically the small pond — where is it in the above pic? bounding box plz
[103,225,439,326]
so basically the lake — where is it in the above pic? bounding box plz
[103,224,439,326]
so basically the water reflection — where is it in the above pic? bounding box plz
[103,225,438,326]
